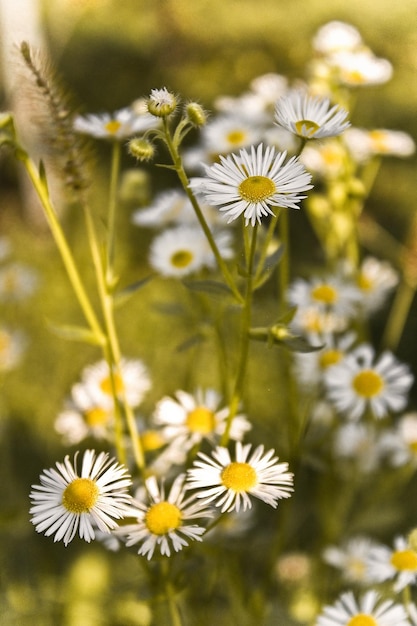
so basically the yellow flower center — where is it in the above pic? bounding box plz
[170,250,194,268]
[352,369,384,398]
[84,407,111,427]
[408,440,417,454]
[99,372,124,396]
[369,130,389,153]
[347,616,377,626]
[319,349,342,369]
[145,501,182,535]
[226,130,247,145]
[295,119,321,138]
[141,430,165,451]
[104,120,122,134]
[62,478,99,513]
[347,557,366,579]
[357,273,373,291]
[238,176,276,203]
[344,70,366,84]
[185,406,216,434]
[390,549,417,571]
[311,283,338,305]
[221,462,257,492]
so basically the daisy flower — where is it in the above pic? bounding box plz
[73,106,157,140]
[186,441,294,513]
[287,274,362,321]
[122,474,212,560]
[153,388,251,446]
[329,49,393,86]
[300,139,348,179]
[29,450,133,546]
[201,114,264,156]
[324,343,413,420]
[312,21,363,55]
[316,589,410,626]
[379,413,417,467]
[54,402,114,445]
[275,91,350,140]
[355,256,399,314]
[198,143,312,226]
[366,536,417,592]
[322,536,379,584]
[344,127,416,162]
[149,224,233,277]
[74,358,151,411]
[293,331,357,388]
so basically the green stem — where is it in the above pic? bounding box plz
[161,119,243,304]
[106,140,122,277]
[83,205,145,471]
[277,208,289,310]
[19,152,104,343]
[254,210,280,283]
[381,277,415,352]
[221,224,258,445]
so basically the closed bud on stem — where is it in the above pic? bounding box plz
[147,88,177,117]
[128,138,155,162]
[185,102,207,127]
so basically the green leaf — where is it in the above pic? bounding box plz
[114,275,153,306]
[183,279,234,299]
[254,245,285,289]
[46,320,105,346]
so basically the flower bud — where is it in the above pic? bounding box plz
[128,138,155,162]
[147,88,177,117]
[185,102,207,127]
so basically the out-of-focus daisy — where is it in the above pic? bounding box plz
[324,344,413,421]
[122,474,212,560]
[379,413,417,467]
[29,450,133,546]
[74,358,151,411]
[74,106,158,140]
[293,331,356,388]
[329,50,393,86]
[250,73,289,108]
[316,589,410,626]
[186,441,293,513]
[344,127,416,162]
[355,256,399,314]
[0,326,26,372]
[322,536,378,584]
[312,21,363,55]
[275,552,312,585]
[153,388,251,446]
[287,274,362,322]
[132,189,226,229]
[149,224,234,277]
[300,139,348,178]
[0,262,38,301]
[366,536,417,592]
[290,306,349,337]
[333,422,383,474]
[202,115,264,156]
[275,91,350,140]
[54,401,114,445]
[198,143,312,226]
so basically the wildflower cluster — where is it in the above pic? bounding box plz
[2,18,417,626]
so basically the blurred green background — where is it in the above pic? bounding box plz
[1,0,417,624]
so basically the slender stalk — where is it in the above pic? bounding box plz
[277,208,289,309]
[106,140,122,276]
[161,118,243,304]
[83,204,146,471]
[221,224,258,445]
[19,153,104,343]
[381,278,415,351]
[254,210,280,283]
